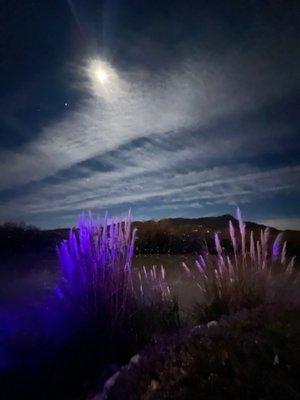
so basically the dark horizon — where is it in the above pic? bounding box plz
[2,211,300,233]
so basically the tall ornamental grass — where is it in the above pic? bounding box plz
[183,209,296,321]
[56,211,172,328]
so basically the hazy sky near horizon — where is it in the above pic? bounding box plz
[0,0,299,229]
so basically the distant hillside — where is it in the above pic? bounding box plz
[133,215,300,256]
[0,223,68,256]
[0,216,299,267]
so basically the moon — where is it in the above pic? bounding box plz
[85,59,120,99]
[95,69,109,83]
[88,59,116,85]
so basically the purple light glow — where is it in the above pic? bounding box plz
[55,210,171,326]
[56,211,137,325]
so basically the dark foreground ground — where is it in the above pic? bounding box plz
[0,258,299,400]
[104,303,300,400]
[1,293,299,399]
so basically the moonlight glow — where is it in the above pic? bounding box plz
[88,60,116,84]
[95,69,109,83]
[86,59,120,98]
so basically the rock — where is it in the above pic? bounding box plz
[207,320,218,328]
[150,379,160,391]
[129,353,141,366]
[91,395,104,400]
[103,371,120,392]
[92,354,140,399]
[92,370,120,400]
[273,354,280,365]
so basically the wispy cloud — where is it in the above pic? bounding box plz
[1,145,299,225]
[0,32,299,227]
[0,35,299,191]
[259,218,300,231]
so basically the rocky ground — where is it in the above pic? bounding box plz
[94,303,300,400]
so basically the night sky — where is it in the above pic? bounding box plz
[0,0,299,229]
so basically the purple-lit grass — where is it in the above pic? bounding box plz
[183,209,296,321]
[56,211,172,328]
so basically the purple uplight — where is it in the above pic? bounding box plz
[56,211,137,325]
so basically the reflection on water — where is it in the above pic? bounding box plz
[0,254,200,310]
[134,254,202,313]
[0,254,201,372]
[0,268,59,305]
[0,255,59,307]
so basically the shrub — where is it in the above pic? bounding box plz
[51,211,180,398]
[182,209,296,322]
[56,210,175,329]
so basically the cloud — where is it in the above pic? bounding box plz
[259,218,300,231]
[1,145,299,225]
[0,24,299,228]
[0,33,299,192]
